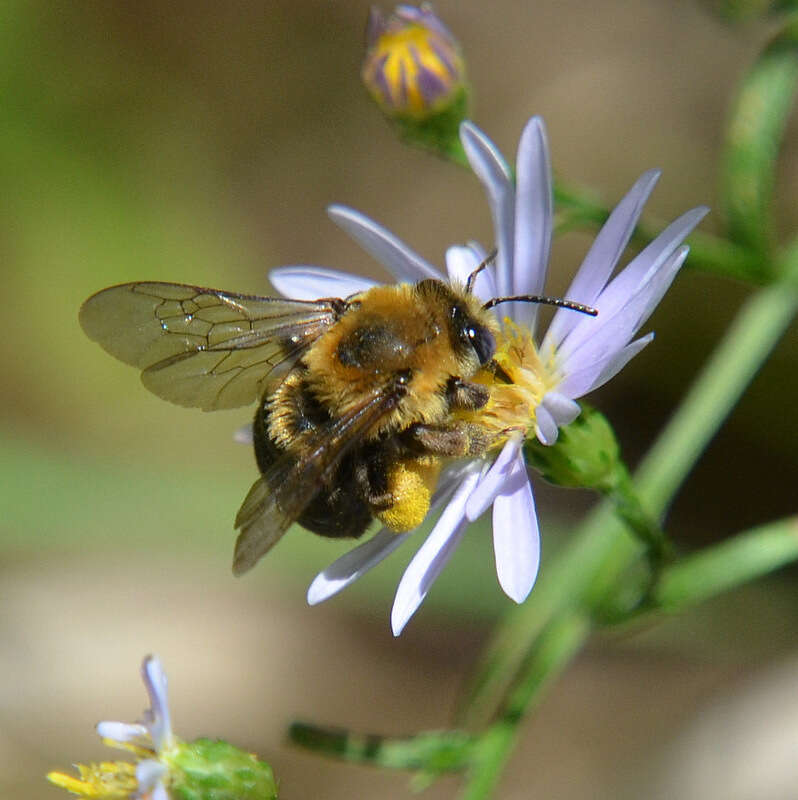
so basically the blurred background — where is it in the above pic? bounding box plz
[2,1,797,798]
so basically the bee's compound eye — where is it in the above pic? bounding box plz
[468,325,495,365]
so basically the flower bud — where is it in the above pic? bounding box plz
[362,4,469,157]
[524,405,621,492]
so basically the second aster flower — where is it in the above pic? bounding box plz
[271,116,707,635]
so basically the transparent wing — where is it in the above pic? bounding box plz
[80,281,344,411]
[232,385,404,575]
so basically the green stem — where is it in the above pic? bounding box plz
[653,515,798,612]
[462,253,798,726]
[460,612,590,800]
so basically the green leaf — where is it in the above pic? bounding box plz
[721,15,798,256]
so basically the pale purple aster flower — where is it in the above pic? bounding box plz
[96,655,174,800]
[272,116,707,635]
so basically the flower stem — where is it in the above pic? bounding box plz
[460,611,590,800]
[652,515,798,612]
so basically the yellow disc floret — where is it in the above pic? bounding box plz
[47,762,139,800]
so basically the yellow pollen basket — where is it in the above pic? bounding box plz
[377,455,442,532]
[47,762,138,800]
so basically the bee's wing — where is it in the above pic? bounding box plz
[232,385,403,575]
[79,281,344,411]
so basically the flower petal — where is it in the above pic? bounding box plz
[141,655,172,751]
[95,721,148,743]
[541,391,581,427]
[391,470,481,635]
[327,204,441,282]
[445,244,480,285]
[583,243,687,379]
[512,116,553,329]
[534,404,558,445]
[150,782,170,800]
[445,244,497,303]
[307,528,412,605]
[464,438,522,521]
[269,266,377,300]
[460,121,515,298]
[492,460,540,603]
[590,332,654,392]
[542,169,661,356]
[136,760,168,793]
[554,207,708,364]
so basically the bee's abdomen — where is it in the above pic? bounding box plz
[253,381,373,540]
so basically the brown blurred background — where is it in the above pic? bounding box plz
[2,1,797,798]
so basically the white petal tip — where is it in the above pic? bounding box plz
[306,576,339,606]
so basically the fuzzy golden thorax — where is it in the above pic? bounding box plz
[302,280,499,437]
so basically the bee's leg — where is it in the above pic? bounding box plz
[445,378,490,411]
[353,450,394,511]
[403,421,494,458]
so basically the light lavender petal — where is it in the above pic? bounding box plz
[269,266,377,300]
[465,438,521,521]
[327,204,441,282]
[541,391,581,426]
[542,169,661,355]
[556,315,661,398]
[150,782,170,800]
[460,121,515,298]
[534,404,559,445]
[96,721,148,743]
[560,244,689,393]
[589,333,654,393]
[307,529,411,605]
[512,116,553,329]
[492,457,540,602]
[445,245,480,285]
[136,760,168,793]
[446,244,497,303]
[466,240,498,300]
[554,206,705,365]
[391,470,480,635]
[141,655,172,751]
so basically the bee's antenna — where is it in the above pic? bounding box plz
[465,248,498,294]
[484,294,598,317]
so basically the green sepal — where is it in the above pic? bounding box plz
[523,404,620,492]
[721,14,798,260]
[167,739,277,800]
[524,405,671,566]
[385,87,470,165]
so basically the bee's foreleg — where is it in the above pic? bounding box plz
[445,377,490,411]
[403,421,493,458]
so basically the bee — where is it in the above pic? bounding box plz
[80,264,595,575]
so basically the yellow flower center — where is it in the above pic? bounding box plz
[47,762,139,800]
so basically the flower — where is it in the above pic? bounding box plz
[362,4,466,119]
[48,656,277,800]
[269,116,707,635]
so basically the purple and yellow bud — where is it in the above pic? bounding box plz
[362,4,465,119]
[362,4,469,165]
